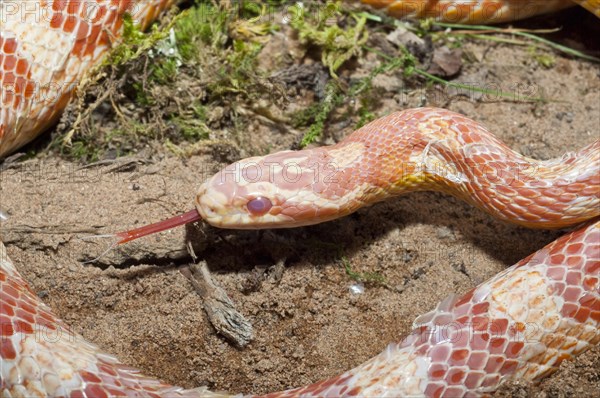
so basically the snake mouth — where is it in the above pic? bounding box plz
[114,209,202,244]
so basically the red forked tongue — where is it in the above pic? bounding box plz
[115,209,202,244]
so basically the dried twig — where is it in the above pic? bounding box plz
[186,260,253,348]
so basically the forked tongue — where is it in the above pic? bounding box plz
[114,209,201,244]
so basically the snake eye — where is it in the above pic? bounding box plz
[247,196,272,216]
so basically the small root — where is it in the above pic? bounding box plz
[78,235,120,264]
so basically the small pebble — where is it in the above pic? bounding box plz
[386,26,425,51]
[403,252,415,263]
[436,226,454,240]
[555,112,574,123]
[349,282,365,295]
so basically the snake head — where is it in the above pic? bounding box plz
[195,149,347,229]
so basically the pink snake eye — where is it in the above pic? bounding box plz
[247,196,272,216]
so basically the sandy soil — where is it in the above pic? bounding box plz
[1,5,599,397]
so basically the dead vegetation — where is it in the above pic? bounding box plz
[41,0,597,163]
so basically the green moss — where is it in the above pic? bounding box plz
[342,257,386,285]
[192,103,208,121]
[355,98,376,129]
[57,0,281,160]
[103,13,174,68]
[297,52,410,146]
[299,82,340,147]
[175,4,228,59]
[289,1,368,77]
[133,82,154,106]
[208,39,263,96]
[67,140,101,162]
[528,46,556,68]
[291,103,323,128]
[171,116,210,141]
[150,56,179,83]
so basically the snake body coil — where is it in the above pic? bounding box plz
[2,110,599,396]
[1,1,599,397]
[195,108,599,230]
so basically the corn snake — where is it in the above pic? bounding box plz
[1,1,600,397]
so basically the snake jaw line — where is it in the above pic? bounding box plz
[114,209,202,245]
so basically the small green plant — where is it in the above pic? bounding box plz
[215,39,263,95]
[356,98,377,128]
[171,116,210,141]
[132,82,154,106]
[342,257,386,285]
[289,1,368,77]
[299,82,340,147]
[175,4,228,58]
[57,1,280,160]
[528,46,556,68]
[150,57,179,83]
[432,21,600,63]
[297,52,412,146]
[104,13,175,67]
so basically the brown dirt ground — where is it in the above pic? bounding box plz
[1,5,599,398]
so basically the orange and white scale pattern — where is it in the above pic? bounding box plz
[578,0,600,16]
[259,220,599,398]
[2,1,600,398]
[0,0,176,157]
[1,219,598,397]
[2,107,598,397]
[361,0,573,23]
[362,0,600,23]
[335,109,599,228]
[0,239,229,398]
[195,108,599,229]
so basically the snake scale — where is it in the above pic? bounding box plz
[1,1,599,397]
